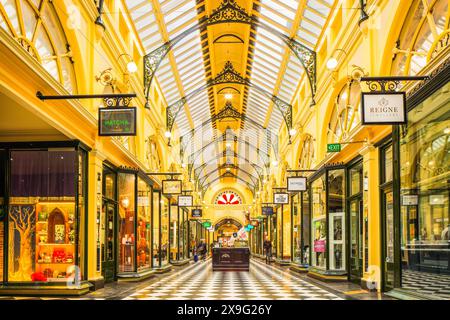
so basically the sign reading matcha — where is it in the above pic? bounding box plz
[327,143,341,153]
[99,107,136,136]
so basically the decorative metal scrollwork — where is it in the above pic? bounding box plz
[207,0,253,25]
[103,96,132,107]
[366,80,402,92]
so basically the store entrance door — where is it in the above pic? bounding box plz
[102,200,116,283]
[349,197,363,282]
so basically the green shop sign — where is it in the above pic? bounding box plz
[203,222,211,228]
[99,107,137,136]
[327,143,341,153]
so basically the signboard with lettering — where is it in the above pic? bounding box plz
[262,206,274,215]
[327,143,341,153]
[192,209,202,218]
[402,195,418,206]
[98,107,137,136]
[162,180,182,195]
[178,195,193,207]
[287,177,307,192]
[314,240,326,253]
[203,221,211,228]
[361,92,407,125]
[273,193,289,204]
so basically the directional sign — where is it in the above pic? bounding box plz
[327,143,341,153]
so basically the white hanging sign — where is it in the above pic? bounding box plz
[361,92,407,125]
[287,177,307,192]
[273,193,289,204]
[178,195,193,207]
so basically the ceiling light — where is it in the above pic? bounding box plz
[181,163,186,168]
[326,57,339,71]
[272,160,278,167]
[289,128,297,136]
[444,128,450,134]
[164,131,172,138]
[263,179,267,184]
[127,61,138,73]
[226,142,231,148]
[226,168,231,172]
[225,93,233,100]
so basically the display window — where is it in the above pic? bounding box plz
[0,149,5,283]
[137,178,151,271]
[161,196,169,266]
[276,206,282,259]
[302,191,311,265]
[5,147,87,283]
[282,205,291,260]
[152,191,160,267]
[101,166,116,282]
[311,174,326,269]
[399,80,450,297]
[292,194,301,263]
[169,204,178,261]
[118,172,135,273]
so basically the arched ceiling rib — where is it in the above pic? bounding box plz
[124,0,336,192]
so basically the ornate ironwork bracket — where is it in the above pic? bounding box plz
[360,76,429,92]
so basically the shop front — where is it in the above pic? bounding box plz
[151,190,171,272]
[383,60,450,299]
[169,206,190,265]
[275,203,291,265]
[290,191,310,272]
[0,141,91,295]
[308,166,347,281]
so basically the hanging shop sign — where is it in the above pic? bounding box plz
[402,195,418,206]
[98,107,137,136]
[261,206,274,215]
[203,221,211,228]
[361,92,407,125]
[192,209,202,218]
[273,193,289,204]
[178,195,193,207]
[287,177,307,192]
[162,179,182,195]
[327,143,341,153]
[430,194,445,205]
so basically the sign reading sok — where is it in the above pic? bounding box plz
[361,92,407,125]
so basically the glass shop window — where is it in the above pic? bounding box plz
[152,191,160,267]
[399,81,450,293]
[8,149,84,283]
[292,194,302,263]
[328,169,346,271]
[137,178,151,271]
[302,191,311,265]
[0,150,6,282]
[161,197,169,266]
[118,173,135,273]
[169,205,178,261]
[283,205,291,260]
[311,174,326,269]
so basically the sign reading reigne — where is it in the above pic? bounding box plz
[287,177,307,192]
[361,92,407,125]
[178,195,193,207]
[273,193,289,204]
[99,107,137,136]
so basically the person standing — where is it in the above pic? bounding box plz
[263,238,272,265]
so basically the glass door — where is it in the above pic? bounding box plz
[349,198,363,281]
[102,201,116,282]
[383,190,395,290]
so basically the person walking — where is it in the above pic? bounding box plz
[197,240,207,262]
[263,238,272,265]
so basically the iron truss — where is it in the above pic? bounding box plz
[202,172,256,193]
[179,101,276,160]
[166,61,293,137]
[186,129,271,169]
[198,163,259,188]
[143,0,317,118]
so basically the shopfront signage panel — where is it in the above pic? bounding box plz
[287,177,307,192]
[314,240,326,253]
[402,195,418,206]
[192,209,202,218]
[162,179,182,195]
[178,195,193,207]
[98,107,137,136]
[361,92,407,125]
[327,143,341,153]
[273,193,289,204]
[261,206,274,215]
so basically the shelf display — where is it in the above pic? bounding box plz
[6,148,86,283]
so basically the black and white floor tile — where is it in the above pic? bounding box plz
[401,269,450,299]
[123,259,343,300]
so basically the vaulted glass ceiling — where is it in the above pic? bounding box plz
[124,0,336,191]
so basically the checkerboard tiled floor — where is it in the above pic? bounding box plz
[123,259,343,300]
[401,269,450,299]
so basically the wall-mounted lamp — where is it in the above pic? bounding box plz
[96,53,138,92]
[326,49,368,84]
[94,0,106,39]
